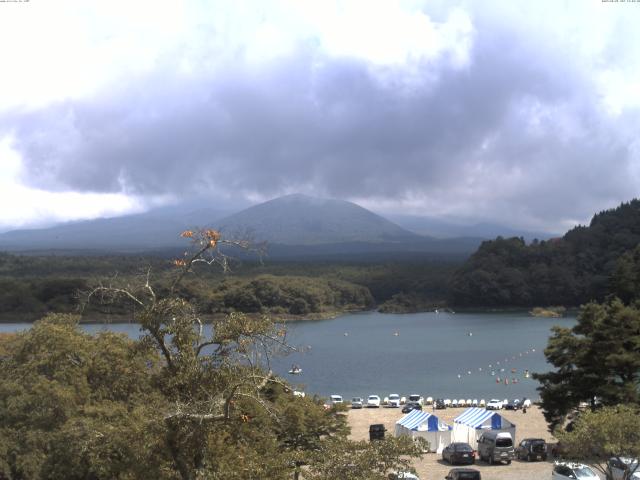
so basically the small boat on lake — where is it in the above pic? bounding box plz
[288,365,303,375]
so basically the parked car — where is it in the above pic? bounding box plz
[504,399,521,410]
[477,431,514,465]
[351,397,364,409]
[608,457,640,480]
[329,394,343,405]
[515,438,547,461]
[445,468,481,480]
[552,462,599,479]
[388,394,401,407]
[388,472,420,480]
[486,399,503,410]
[408,394,424,405]
[435,398,446,409]
[367,395,381,408]
[402,402,423,413]
[442,442,476,465]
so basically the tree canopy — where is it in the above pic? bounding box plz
[0,228,422,479]
[535,298,640,431]
[556,405,640,480]
[450,199,640,307]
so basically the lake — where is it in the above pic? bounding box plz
[0,311,574,403]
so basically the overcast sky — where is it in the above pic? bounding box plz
[1,0,639,233]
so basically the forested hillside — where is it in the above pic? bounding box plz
[0,253,457,320]
[449,200,640,307]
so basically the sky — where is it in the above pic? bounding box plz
[0,0,639,234]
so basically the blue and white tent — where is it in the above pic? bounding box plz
[395,409,452,453]
[452,408,516,449]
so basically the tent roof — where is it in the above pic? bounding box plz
[454,408,511,429]
[396,410,447,431]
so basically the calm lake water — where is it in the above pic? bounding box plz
[1,311,574,402]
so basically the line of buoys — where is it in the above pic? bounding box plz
[453,345,542,383]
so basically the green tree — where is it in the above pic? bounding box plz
[450,199,640,308]
[0,229,421,479]
[535,298,640,431]
[0,314,166,479]
[556,405,640,480]
[304,436,422,480]
[611,245,640,303]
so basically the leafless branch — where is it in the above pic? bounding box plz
[85,285,145,307]
[144,266,156,305]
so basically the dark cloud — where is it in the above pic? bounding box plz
[4,6,639,232]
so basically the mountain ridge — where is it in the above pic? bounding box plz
[215,193,421,245]
[0,194,491,256]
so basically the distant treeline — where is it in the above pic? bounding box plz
[449,200,640,307]
[0,252,460,321]
[6,199,640,319]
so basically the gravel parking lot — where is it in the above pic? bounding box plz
[346,405,604,480]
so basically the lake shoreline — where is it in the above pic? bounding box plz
[0,304,579,324]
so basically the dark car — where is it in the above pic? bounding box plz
[503,399,521,410]
[369,424,386,441]
[435,398,446,409]
[445,467,481,480]
[442,442,476,465]
[402,402,423,413]
[515,438,547,461]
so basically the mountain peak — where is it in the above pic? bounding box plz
[216,194,419,245]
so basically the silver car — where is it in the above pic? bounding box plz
[552,462,599,479]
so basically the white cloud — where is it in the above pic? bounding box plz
[0,0,640,232]
[0,0,187,110]
[0,136,152,231]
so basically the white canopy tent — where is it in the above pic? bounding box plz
[395,409,452,453]
[452,408,516,449]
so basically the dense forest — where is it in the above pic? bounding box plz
[0,252,458,321]
[449,200,640,307]
[5,199,640,319]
